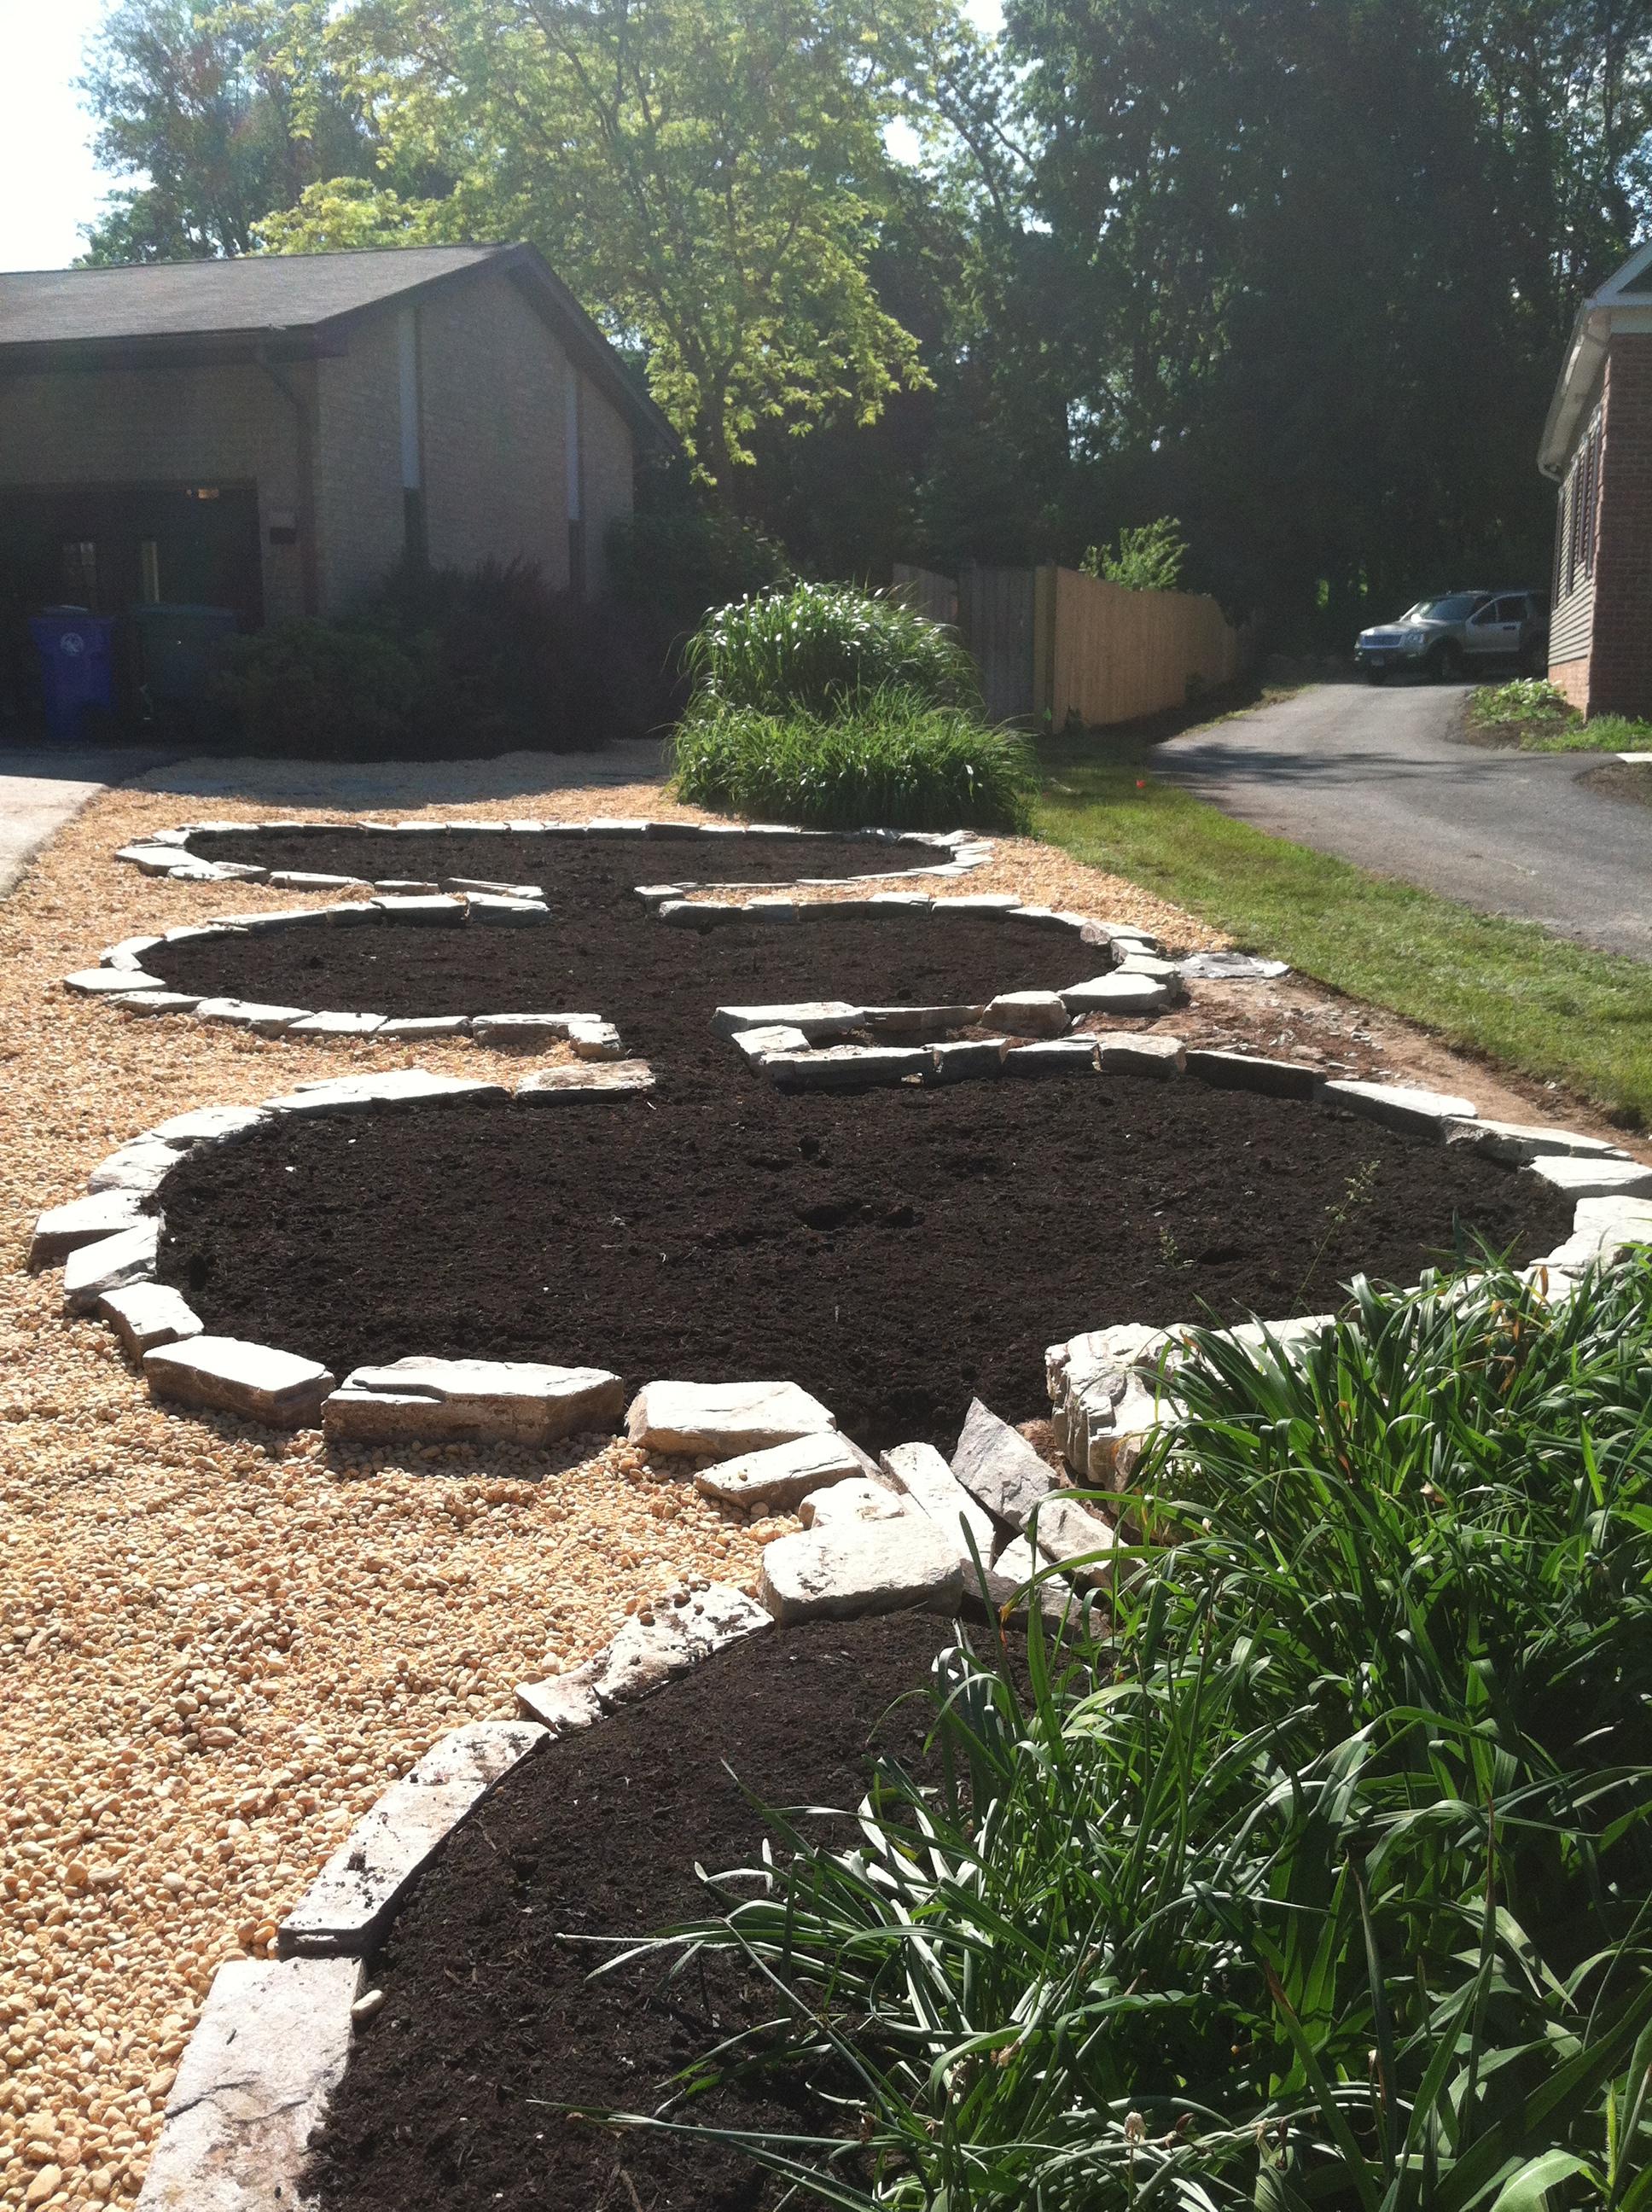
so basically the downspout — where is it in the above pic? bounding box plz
[258,346,321,615]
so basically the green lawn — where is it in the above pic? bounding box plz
[1035,742,1652,1123]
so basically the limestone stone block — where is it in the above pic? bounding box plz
[109,992,205,1016]
[768,1045,929,1089]
[65,966,169,994]
[712,1001,863,1039]
[759,1517,966,1624]
[1524,1155,1652,1200]
[194,999,310,1034]
[1003,1039,1098,1076]
[568,1016,627,1060]
[950,1399,1061,1532]
[279,1721,545,1955]
[517,1061,655,1101]
[444,877,546,897]
[513,1667,603,1737]
[323,1357,623,1446]
[266,870,369,891]
[63,1220,160,1311]
[367,894,466,923]
[1443,1117,1631,1164]
[30,1190,144,1266]
[133,1953,362,2212]
[1028,1493,1119,1588]
[144,1337,336,1428]
[97,1283,204,1357]
[581,1582,772,1708]
[732,1023,811,1064]
[265,1071,508,1115]
[982,990,1070,1037]
[469,1011,585,1042]
[861,1004,986,1035]
[1095,1034,1187,1077]
[626,1378,837,1459]
[980,1534,1079,1628]
[931,894,1023,916]
[145,1107,270,1146]
[1322,1078,1477,1137]
[1179,951,1289,981]
[799,1478,910,1528]
[658,899,739,927]
[878,1441,996,1560]
[1058,973,1173,1016]
[375,1016,471,1039]
[466,894,550,923]
[88,1140,185,1196]
[102,934,165,965]
[1185,1049,1320,1100]
[287,1011,387,1037]
[694,1431,870,1511]
[926,1039,1008,1082]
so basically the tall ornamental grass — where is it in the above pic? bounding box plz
[599,1259,1652,2209]
[671,685,1037,832]
[683,582,980,715]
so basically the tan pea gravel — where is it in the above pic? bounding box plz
[8,752,1596,2212]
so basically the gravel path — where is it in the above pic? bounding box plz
[0,770,1210,2212]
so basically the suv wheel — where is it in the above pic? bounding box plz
[1425,643,1463,683]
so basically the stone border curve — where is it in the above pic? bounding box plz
[112,815,995,894]
[131,1123,1652,2209]
[67,877,1290,1051]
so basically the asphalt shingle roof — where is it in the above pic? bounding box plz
[0,246,509,346]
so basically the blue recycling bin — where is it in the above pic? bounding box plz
[28,608,117,739]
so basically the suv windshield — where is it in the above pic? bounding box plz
[1402,595,1484,624]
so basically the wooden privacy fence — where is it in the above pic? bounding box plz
[894,562,1256,727]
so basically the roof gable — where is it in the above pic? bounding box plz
[0,246,509,346]
[0,243,675,449]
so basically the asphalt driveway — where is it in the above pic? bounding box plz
[1158,678,1652,962]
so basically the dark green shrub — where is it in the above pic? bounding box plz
[219,557,666,759]
[671,684,1035,830]
[683,580,979,715]
[218,618,424,755]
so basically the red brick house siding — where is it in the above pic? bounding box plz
[1549,335,1652,716]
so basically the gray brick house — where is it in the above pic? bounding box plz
[0,244,672,643]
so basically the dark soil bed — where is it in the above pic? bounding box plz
[187,825,937,887]
[305,1613,961,2212]
[144,905,1100,1065]
[155,1081,1570,1452]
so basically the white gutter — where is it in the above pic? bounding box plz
[1538,302,1608,480]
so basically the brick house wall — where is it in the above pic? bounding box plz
[1549,335,1652,716]
[0,359,309,622]
[416,271,571,585]
[0,258,641,637]
[312,311,405,615]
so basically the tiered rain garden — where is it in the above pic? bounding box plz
[17,585,1652,2212]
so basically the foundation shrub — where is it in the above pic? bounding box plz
[221,556,663,758]
[617,1258,1652,2208]
[671,684,1037,830]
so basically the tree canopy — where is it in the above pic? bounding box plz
[73,0,1652,635]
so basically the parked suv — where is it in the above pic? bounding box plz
[1354,590,1549,683]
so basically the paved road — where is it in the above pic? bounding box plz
[1158,678,1652,963]
[0,743,177,898]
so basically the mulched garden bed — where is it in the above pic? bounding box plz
[154,1082,1572,1452]
[181,826,943,887]
[304,1612,967,2212]
[143,904,1099,1072]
